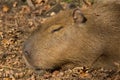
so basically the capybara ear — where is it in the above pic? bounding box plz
[73,8,87,24]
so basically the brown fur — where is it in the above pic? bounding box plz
[23,0,120,71]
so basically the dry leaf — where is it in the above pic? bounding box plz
[20,6,31,14]
[80,72,91,78]
[35,0,42,4]
[35,0,47,4]
[2,5,9,12]
[3,78,12,80]
[13,2,18,7]
[0,32,3,38]
[52,70,60,77]
[1,39,10,47]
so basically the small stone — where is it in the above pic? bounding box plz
[50,12,56,16]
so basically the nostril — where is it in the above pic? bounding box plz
[24,50,30,56]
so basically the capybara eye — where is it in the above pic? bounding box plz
[51,26,63,33]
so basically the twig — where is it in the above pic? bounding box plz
[26,0,35,10]
[0,65,24,71]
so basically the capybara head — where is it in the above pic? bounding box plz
[23,1,120,72]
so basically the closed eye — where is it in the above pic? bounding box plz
[51,26,63,33]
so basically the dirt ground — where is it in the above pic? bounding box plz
[0,0,120,80]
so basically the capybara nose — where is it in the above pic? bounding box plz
[24,50,30,56]
[23,46,30,57]
[23,44,31,57]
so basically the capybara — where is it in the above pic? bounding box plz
[23,0,120,72]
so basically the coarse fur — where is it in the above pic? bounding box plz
[23,0,120,71]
